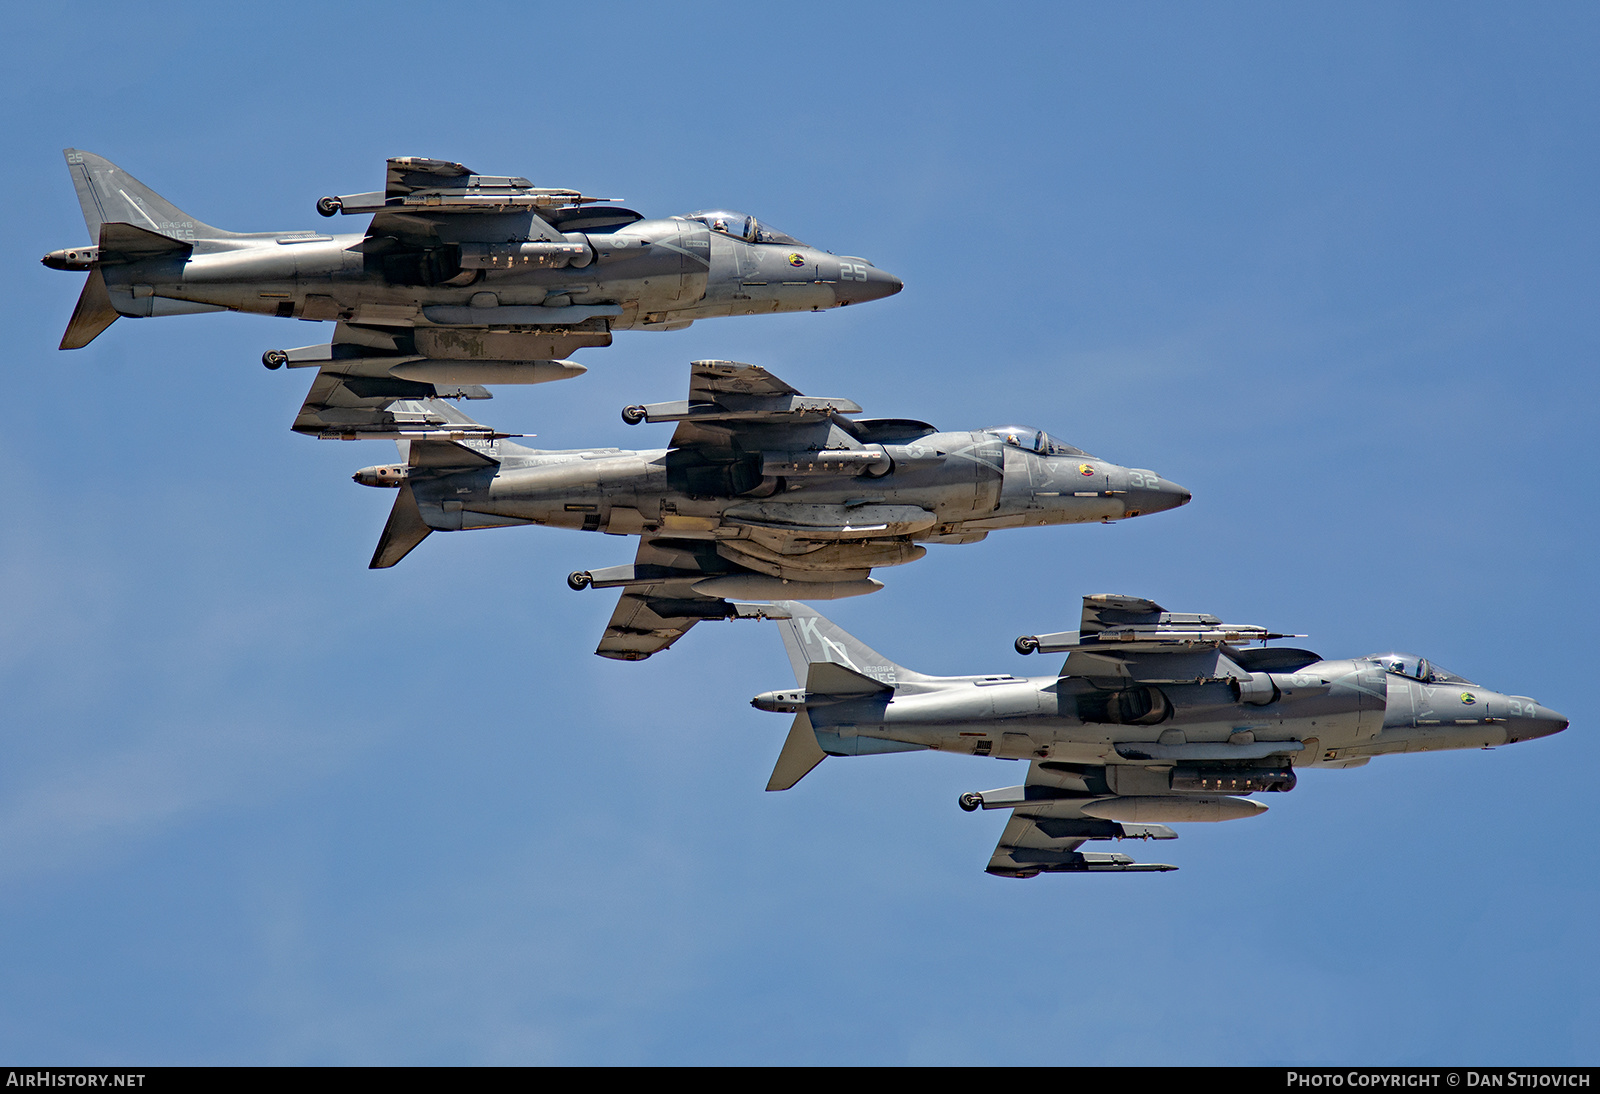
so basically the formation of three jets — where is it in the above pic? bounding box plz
[43,150,1567,875]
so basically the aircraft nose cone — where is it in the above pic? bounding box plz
[835,265,902,305]
[1506,704,1569,743]
[1531,707,1569,739]
[1136,477,1192,515]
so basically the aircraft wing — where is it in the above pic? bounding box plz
[277,321,599,439]
[335,156,610,246]
[983,761,1179,878]
[293,377,494,440]
[1059,646,1254,684]
[287,330,494,440]
[1016,593,1306,680]
[624,360,863,450]
[384,156,478,198]
[592,536,789,661]
[685,358,803,401]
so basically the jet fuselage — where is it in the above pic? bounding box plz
[48,218,899,330]
[754,658,1569,766]
[359,430,1191,583]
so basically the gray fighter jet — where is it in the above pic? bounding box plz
[751,595,1568,876]
[43,150,901,423]
[351,361,1190,659]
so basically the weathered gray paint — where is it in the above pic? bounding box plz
[750,597,1568,877]
[352,362,1190,660]
[45,151,902,414]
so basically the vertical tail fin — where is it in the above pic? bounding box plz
[762,608,916,792]
[63,149,226,240]
[771,601,924,688]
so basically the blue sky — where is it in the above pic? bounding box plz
[1,1,1595,1064]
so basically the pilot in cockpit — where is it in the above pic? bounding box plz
[1366,652,1474,685]
[986,426,1089,458]
[681,210,805,246]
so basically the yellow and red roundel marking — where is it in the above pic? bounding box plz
[1079,463,1096,477]
[787,253,806,267]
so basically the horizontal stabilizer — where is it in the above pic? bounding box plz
[805,660,893,697]
[407,439,499,470]
[766,711,827,791]
[59,267,118,349]
[370,482,432,568]
[98,221,194,262]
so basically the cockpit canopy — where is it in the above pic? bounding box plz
[680,210,807,246]
[984,426,1089,458]
[1364,652,1476,685]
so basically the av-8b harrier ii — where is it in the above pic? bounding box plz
[350,361,1190,660]
[750,595,1568,876]
[43,150,901,426]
